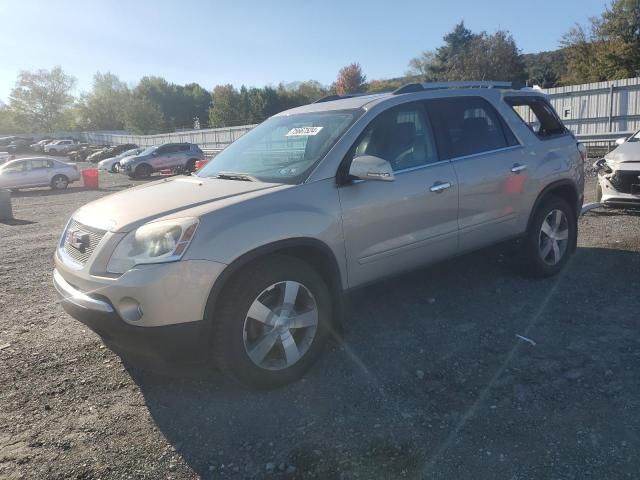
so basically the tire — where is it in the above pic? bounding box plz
[51,175,69,190]
[185,159,197,174]
[522,195,576,277]
[596,181,603,203]
[212,255,332,389]
[134,164,152,179]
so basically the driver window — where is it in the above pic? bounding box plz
[351,104,438,172]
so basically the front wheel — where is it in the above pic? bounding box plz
[522,196,576,277]
[212,255,332,389]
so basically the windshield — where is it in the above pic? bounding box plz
[197,110,359,184]
[138,146,156,156]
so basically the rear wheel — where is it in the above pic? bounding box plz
[135,164,152,179]
[51,175,69,190]
[212,255,332,389]
[522,196,576,277]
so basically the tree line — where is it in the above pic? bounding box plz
[0,0,638,135]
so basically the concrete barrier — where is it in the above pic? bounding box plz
[0,189,13,221]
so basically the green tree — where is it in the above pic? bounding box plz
[523,50,566,88]
[208,84,245,127]
[9,66,76,132]
[561,0,640,83]
[124,97,165,134]
[335,63,367,95]
[76,72,130,130]
[0,101,21,134]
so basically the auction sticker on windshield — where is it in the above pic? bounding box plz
[286,126,323,136]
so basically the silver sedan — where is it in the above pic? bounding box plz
[0,157,81,191]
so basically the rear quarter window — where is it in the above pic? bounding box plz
[505,97,567,139]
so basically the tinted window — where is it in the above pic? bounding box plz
[426,97,511,159]
[506,97,567,138]
[179,144,191,151]
[350,104,438,172]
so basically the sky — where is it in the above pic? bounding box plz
[0,0,608,102]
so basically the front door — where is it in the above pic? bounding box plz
[338,102,459,288]
[0,160,30,188]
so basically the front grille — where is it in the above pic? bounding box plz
[610,172,640,194]
[62,219,106,265]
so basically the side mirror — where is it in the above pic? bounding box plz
[348,155,395,182]
[615,137,627,146]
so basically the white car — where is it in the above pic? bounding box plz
[44,139,75,154]
[98,147,144,173]
[0,157,81,190]
[0,151,14,165]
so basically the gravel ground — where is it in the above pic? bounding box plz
[1,160,640,479]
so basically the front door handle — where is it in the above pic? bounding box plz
[511,163,527,174]
[429,181,451,193]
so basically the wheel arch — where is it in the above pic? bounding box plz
[203,238,346,331]
[526,179,580,252]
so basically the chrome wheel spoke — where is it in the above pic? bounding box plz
[283,281,300,306]
[247,329,279,365]
[553,209,563,228]
[280,330,301,366]
[540,239,553,259]
[247,299,275,326]
[289,309,318,329]
[541,219,553,238]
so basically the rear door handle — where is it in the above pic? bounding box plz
[511,163,527,173]
[429,181,451,193]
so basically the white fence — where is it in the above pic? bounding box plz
[543,77,640,136]
[82,125,257,149]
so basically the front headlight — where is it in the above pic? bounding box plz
[107,217,199,274]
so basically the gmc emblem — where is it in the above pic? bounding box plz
[68,230,90,253]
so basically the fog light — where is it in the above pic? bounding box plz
[119,297,143,322]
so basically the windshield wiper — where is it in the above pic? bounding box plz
[213,172,257,182]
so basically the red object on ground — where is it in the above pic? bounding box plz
[195,159,208,170]
[82,169,99,189]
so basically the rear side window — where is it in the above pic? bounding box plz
[179,144,191,151]
[425,97,515,159]
[30,159,53,169]
[506,97,566,139]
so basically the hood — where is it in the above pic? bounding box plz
[73,176,285,232]
[605,141,640,164]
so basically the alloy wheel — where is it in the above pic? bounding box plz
[538,209,569,265]
[243,281,318,371]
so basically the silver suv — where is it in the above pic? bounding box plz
[53,81,584,388]
[122,143,204,178]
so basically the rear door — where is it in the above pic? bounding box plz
[338,102,459,287]
[27,159,53,186]
[425,96,528,253]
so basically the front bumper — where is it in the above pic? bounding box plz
[598,172,640,207]
[54,270,208,361]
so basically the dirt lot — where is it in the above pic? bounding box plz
[1,160,640,479]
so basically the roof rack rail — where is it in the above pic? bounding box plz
[313,92,374,103]
[393,80,513,95]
